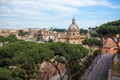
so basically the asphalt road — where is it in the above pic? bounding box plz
[82,53,113,80]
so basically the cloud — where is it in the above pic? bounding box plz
[99,1,120,9]
[0,0,120,29]
[0,0,81,18]
[1,0,119,18]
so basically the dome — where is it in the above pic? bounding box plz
[68,17,79,31]
[69,24,79,30]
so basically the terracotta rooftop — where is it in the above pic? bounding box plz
[103,38,117,48]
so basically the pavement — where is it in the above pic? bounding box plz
[82,53,113,80]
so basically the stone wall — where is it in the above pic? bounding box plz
[108,55,120,80]
[108,70,120,80]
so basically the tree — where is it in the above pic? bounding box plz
[18,30,28,36]
[7,34,17,43]
[48,37,53,42]
[0,67,12,80]
[66,61,82,80]
[0,36,7,45]
[90,31,106,56]
[80,29,88,35]
[35,34,43,41]
[53,29,66,32]
[0,40,89,80]
[82,38,102,55]
[63,43,85,80]
[0,40,44,80]
[42,42,65,80]
[96,20,120,59]
[42,42,88,80]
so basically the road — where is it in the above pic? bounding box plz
[82,53,113,80]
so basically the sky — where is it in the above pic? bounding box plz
[0,0,120,29]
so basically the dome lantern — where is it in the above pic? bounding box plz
[72,17,75,24]
[68,17,79,31]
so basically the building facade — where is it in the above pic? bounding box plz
[102,38,118,54]
[0,28,18,37]
[28,28,40,35]
[36,18,87,44]
[37,28,57,42]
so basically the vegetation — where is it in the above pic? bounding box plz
[0,40,89,80]
[1,19,119,79]
[43,42,89,80]
[0,67,12,79]
[80,29,88,35]
[7,34,17,43]
[0,34,17,45]
[0,36,7,45]
[53,29,66,32]
[35,34,43,41]
[82,38,102,55]
[90,31,105,55]
[18,30,29,36]
[96,19,120,59]
[0,41,44,79]
[112,62,120,73]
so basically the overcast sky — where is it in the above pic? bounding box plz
[0,0,120,29]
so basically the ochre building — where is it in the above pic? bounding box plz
[55,18,86,44]
[37,18,87,44]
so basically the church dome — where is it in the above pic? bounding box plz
[68,17,79,31]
